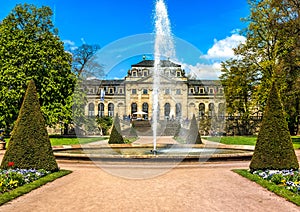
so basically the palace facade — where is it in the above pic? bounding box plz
[83,58,225,121]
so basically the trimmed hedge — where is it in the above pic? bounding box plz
[186,114,202,144]
[108,114,125,144]
[249,82,299,171]
[1,80,59,172]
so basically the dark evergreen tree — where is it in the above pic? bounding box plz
[250,82,299,171]
[186,114,202,144]
[108,114,125,144]
[1,80,58,171]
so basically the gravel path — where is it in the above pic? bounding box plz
[0,160,299,212]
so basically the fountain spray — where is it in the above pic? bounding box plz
[152,0,175,153]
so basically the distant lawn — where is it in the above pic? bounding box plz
[205,136,257,146]
[50,137,108,146]
[205,135,300,149]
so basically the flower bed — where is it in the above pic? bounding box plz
[0,168,50,193]
[253,169,300,194]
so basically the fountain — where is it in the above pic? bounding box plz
[152,0,176,154]
[63,0,254,179]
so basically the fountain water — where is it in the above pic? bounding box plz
[152,0,175,153]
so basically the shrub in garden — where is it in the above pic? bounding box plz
[0,80,58,172]
[250,82,299,171]
[186,114,202,144]
[128,122,138,138]
[108,114,125,144]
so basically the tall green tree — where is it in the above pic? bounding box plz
[221,0,300,134]
[0,4,75,131]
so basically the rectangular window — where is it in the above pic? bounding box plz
[132,71,137,77]
[143,89,148,94]
[176,71,181,77]
[189,88,194,94]
[109,88,114,94]
[119,88,123,94]
[200,88,204,94]
[209,88,214,94]
[165,89,170,95]
[143,71,148,77]
[132,89,137,94]
[176,89,181,95]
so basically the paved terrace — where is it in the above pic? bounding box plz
[0,137,299,211]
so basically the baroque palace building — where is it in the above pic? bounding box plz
[83,58,225,121]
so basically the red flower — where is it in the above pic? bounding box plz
[8,162,14,167]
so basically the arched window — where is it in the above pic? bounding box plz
[142,102,148,113]
[142,102,148,120]
[108,103,114,117]
[98,103,104,117]
[208,103,215,117]
[88,103,95,117]
[164,103,170,119]
[175,103,182,119]
[199,103,205,118]
[131,102,137,115]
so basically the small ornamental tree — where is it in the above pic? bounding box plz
[186,114,202,144]
[1,80,58,171]
[108,114,125,144]
[250,82,299,171]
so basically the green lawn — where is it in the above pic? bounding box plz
[49,136,108,146]
[3,136,108,147]
[0,170,72,206]
[205,136,300,149]
[234,169,300,206]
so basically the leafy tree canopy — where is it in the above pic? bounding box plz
[221,0,300,134]
[0,4,76,131]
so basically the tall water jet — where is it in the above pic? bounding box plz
[152,0,176,152]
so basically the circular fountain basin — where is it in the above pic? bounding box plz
[53,144,253,161]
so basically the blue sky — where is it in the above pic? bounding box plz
[1,0,250,79]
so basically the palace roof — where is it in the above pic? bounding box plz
[131,59,181,68]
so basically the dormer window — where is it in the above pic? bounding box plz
[143,70,148,77]
[109,88,114,94]
[200,88,205,94]
[176,71,181,77]
[209,88,214,94]
[132,71,137,77]
[189,88,195,94]
[119,88,123,94]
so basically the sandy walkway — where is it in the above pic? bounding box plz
[0,160,299,212]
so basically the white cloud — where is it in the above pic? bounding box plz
[181,62,222,80]
[63,40,77,51]
[201,34,246,60]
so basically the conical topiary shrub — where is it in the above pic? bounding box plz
[1,80,58,172]
[128,122,138,138]
[108,114,125,144]
[250,81,299,171]
[186,114,202,144]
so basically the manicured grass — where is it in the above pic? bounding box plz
[0,169,72,206]
[205,136,300,149]
[50,137,108,146]
[205,136,257,145]
[233,169,300,206]
[292,136,300,149]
